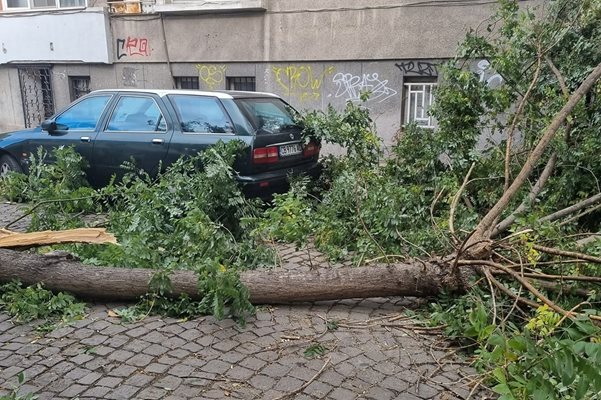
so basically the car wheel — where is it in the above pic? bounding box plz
[0,155,22,177]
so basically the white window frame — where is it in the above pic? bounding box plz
[1,0,86,12]
[404,82,437,129]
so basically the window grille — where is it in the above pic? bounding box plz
[17,66,54,128]
[226,77,256,92]
[69,76,91,101]
[404,83,437,128]
[175,77,200,90]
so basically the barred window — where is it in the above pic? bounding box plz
[404,83,437,129]
[69,76,91,101]
[226,77,256,92]
[175,77,200,90]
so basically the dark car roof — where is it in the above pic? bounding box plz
[215,90,280,99]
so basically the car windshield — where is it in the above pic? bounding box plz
[234,98,298,134]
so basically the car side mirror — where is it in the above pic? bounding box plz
[41,120,68,135]
[41,120,57,133]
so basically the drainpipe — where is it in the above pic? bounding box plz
[160,12,175,89]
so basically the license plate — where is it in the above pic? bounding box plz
[279,143,302,157]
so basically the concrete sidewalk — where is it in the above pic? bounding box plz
[0,203,486,399]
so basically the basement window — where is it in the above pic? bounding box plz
[175,77,200,90]
[69,76,91,101]
[226,77,256,92]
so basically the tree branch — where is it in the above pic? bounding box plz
[459,259,572,318]
[449,162,475,243]
[504,51,542,193]
[469,62,601,251]
[539,192,601,223]
[493,153,557,237]
[532,244,601,265]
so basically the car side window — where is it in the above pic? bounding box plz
[106,96,167,133]
[54,96,112,131]
[170,95,234,134]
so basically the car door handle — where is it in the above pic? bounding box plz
[152,139,164,145]
[80,136,91,143]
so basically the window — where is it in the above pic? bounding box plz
[17,66,55,128]
[106,96,167,132]
[170,95,234,134]
[404,82,437,128]
[227,77,256,92]
[55,95,111,131]
[175,77,200,90]
[234,98,297,133]
[69,76,91,101]
[3,0,84,10]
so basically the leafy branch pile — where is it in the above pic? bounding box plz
[253,0,601,398]
[0,0,600,398]
[1,141,270,320]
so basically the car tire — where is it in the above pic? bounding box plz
[0,155,22,177]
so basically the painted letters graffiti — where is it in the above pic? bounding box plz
[196,65,226,90]
[476,60,503,88]
[116,37,150,60]
[272,65,335,102]
[332,72,397,103]
[395,61,437,76]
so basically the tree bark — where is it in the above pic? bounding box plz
[0,249,464,303]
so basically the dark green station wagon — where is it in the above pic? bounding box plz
[0,89,321,196]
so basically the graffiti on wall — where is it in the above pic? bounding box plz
[271,65,335,102]
[332,72,397,103]
[116,37,150,60]
[475,60,503,88]
[395,61,438,76]
[196,65,226,90]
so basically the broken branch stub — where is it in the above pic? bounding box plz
[0,228,117,249]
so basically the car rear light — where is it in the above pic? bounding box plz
[303,142,320,157]
[259,181,270,187]
[253,147,279,164]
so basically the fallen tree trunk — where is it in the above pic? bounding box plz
[0,249,463,303]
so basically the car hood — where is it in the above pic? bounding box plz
[0,127,38,142]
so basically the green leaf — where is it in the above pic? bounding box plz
[492,367,507,384]
[492,383,512,396]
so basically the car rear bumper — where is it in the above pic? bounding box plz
[237,161,321,197]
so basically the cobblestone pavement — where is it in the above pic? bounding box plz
[0,203,487,399]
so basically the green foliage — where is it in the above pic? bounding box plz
[0,372,37,400]
[326,320,339,331]
[74,140,267,320]
[0,281,85,331]
[260,105,472,261]
[299,101,382,169]
[429,292,601,399]
[485,317,601,400]
[303,343,327,358]
[0,146,97,231]
[1,141,269,322]
[254,177,315,248]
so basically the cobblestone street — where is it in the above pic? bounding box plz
[0,203,485,399]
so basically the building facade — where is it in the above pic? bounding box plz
[0,0,539,146]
